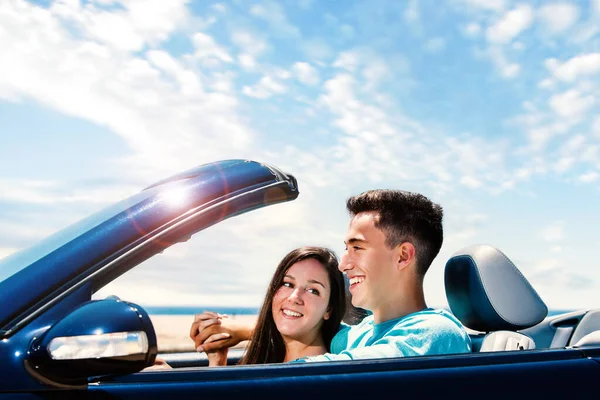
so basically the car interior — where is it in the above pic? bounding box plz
[157,243,600,369]
[445,244,600,353]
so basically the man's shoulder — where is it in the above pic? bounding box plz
[334,315,375,338]
[390,308,472,353]
[392,308,467,333]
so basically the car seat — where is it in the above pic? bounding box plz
[568,308,600,348]
[444,244,548,352]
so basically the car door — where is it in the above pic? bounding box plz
[75,348,600,399]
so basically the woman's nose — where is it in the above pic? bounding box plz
[288,287,304,303]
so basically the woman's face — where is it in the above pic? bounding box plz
[271,258,332,344]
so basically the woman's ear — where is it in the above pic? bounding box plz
[323,308,331,320]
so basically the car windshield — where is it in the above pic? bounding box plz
[0,188,158,283]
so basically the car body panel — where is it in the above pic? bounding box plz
[2,351,599,398]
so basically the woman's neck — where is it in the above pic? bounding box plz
[283,336,327,362]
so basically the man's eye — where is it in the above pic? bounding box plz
[353,246,362,250]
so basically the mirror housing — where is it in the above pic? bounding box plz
[26,298,157,387]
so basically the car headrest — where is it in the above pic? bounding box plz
[444,244,548,332]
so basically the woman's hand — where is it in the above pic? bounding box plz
[142,357,172,372]
[190,311,253,352]
[205,333,231,366]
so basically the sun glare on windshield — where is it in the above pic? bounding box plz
[160,187,191,209]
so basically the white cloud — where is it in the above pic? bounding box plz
[0,0,255,182]
[212,3,226,13]
[548,89,595,119]
[487,46,521,78]
[404,0,420,23]
[230,30,268,57]
[192,32,233,65]
[332,51,360,72]
[570,0,600,43]
[301,39,333,61]
[541,221,564,242]
[538,3,580,34]
[579,172,599,183]
[464,23,482,38]
[502,63,521,78]
[538,78,555,89]
[299,0,314,10]
[486,4,534,44]
[339,24,355,39]
[554,157,574,173]
[526,127,553,151]
[593,116,600,137]
[512,41,525,51]
[292,62,319,85]
[0,179,60,205]
[361,57,391,90]
[238,53,257,70]
[0,248,18,261]
[461,0,506,12]
[0,177,139,206]
[564,134,586,153]
[460,176,483,188]
[242,75,287,99]
[52,0,190,52]
[307,71,511,197]
[424,37,446,53]
[249,0,300,38]
[546,53,600,82]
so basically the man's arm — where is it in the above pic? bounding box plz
[296,337,421,362]
[298,314,471,363]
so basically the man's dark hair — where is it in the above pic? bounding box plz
[346,189,444,277]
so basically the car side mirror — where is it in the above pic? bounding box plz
[25,298,157,387]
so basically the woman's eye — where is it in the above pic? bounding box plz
[282,282,293,288]
[307,288,320,296]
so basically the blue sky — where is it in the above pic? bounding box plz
[1,0,600,310]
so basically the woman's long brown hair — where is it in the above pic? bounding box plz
[239,246,346,365]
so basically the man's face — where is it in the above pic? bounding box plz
[341,212,397,313]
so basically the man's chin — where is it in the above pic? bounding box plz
[351,297,365,309]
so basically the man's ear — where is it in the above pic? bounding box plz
[396,242,416,271]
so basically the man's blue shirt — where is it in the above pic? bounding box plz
[299,308,471,362]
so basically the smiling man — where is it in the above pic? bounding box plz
[191,189,471,361]
[297,189,471,361]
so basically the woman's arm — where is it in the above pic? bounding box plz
[190,312,254,352]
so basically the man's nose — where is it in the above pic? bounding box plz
[340,253,352,272]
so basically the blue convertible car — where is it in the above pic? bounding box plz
[0,159,598,398]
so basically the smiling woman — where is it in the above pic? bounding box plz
[195,246,347,366]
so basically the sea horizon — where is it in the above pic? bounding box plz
[144,306,577,318]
